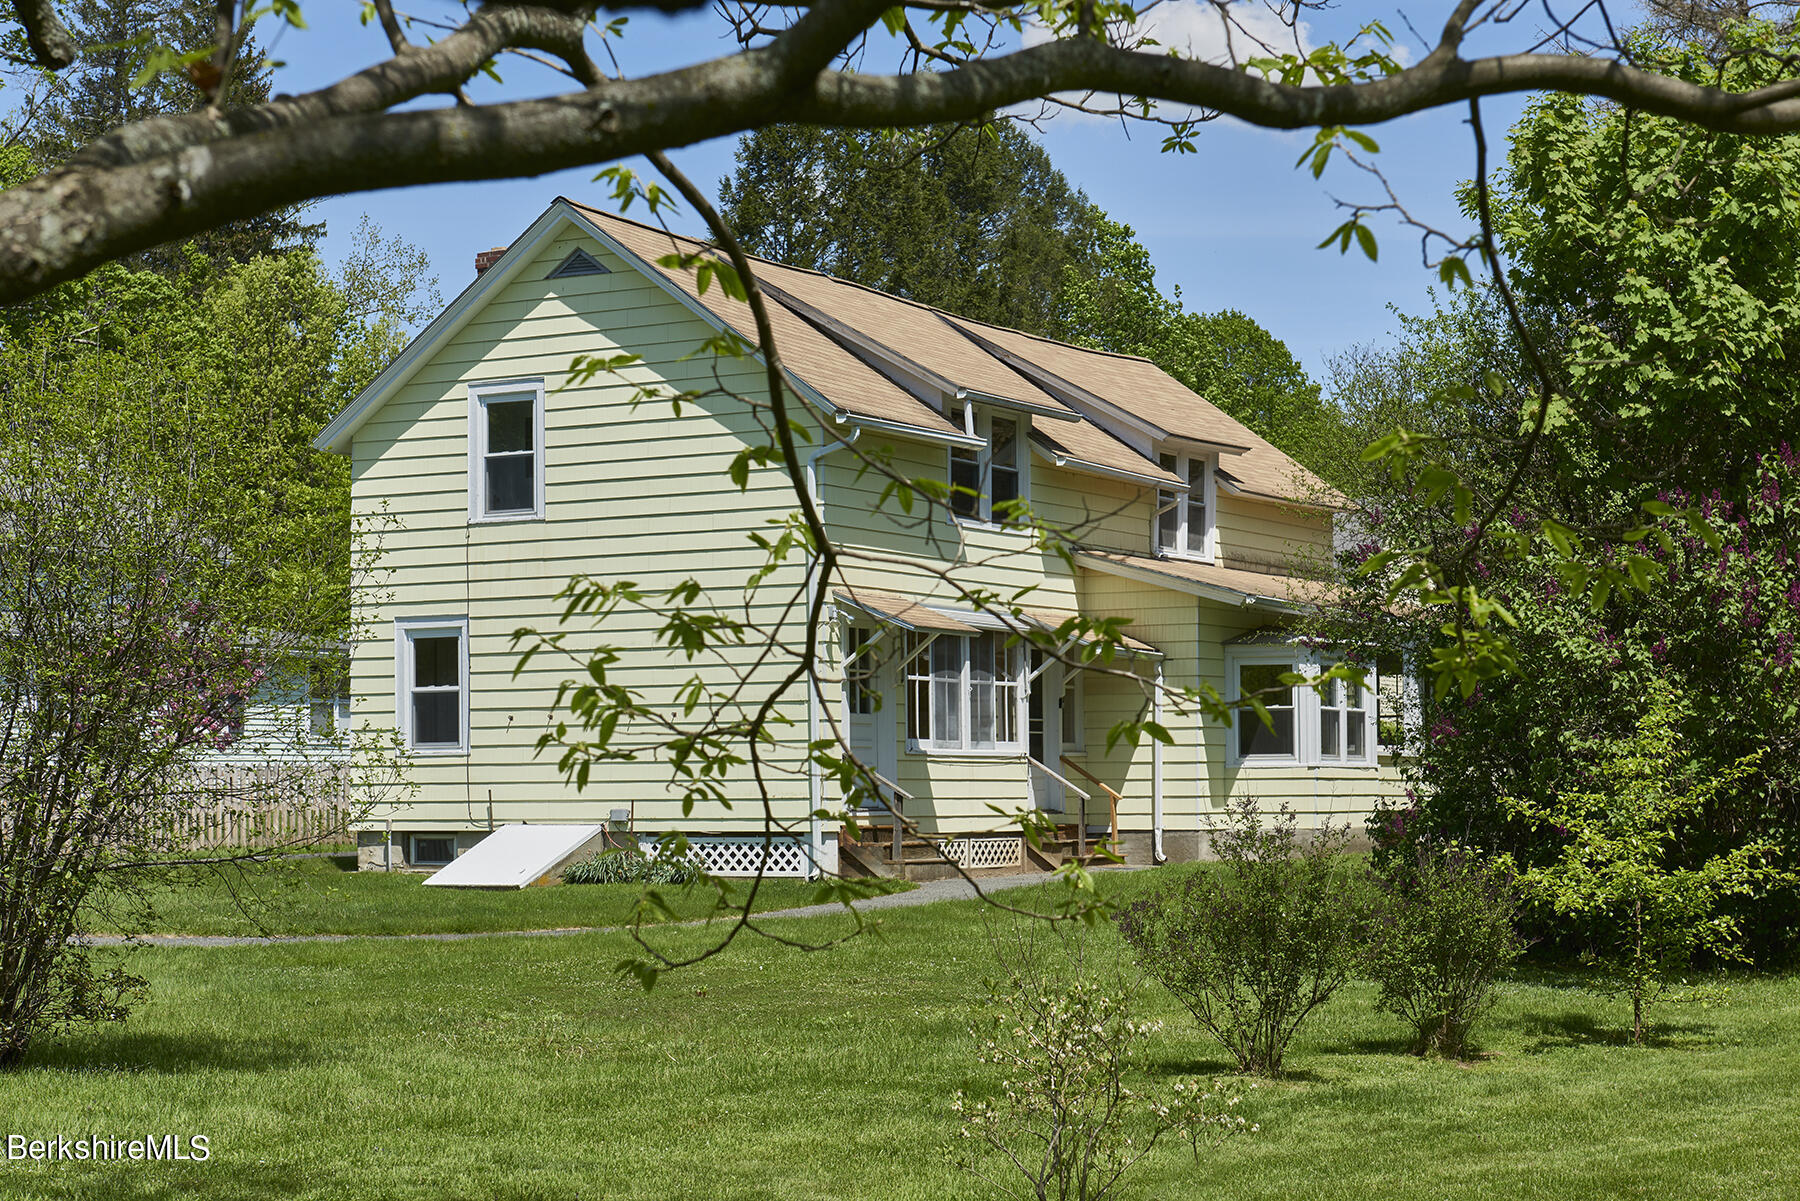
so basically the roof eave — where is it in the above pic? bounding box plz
[1073,551,1315,615]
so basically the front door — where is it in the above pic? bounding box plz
[844,625,897,812]
[1028,654,1063,812]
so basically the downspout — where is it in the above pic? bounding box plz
[1152,657,1167,863]
[804,430,858,878]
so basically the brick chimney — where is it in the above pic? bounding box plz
[475,246,508,275]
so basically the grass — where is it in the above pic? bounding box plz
[79,856,872,937]
[11,866,1800,1199]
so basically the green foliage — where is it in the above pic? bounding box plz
[21,0,323,270]
[563,846,710,886]
[1363,838,1525,1058]
[719,122,1097,337]
[954,919,1252,1200]
[1501,683,1788,1043]
[1114,802,1364,1077]
[0,227,429,1068]
[1492,24,1800,501]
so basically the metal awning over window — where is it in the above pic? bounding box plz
[834,590,980,635]
[833,589,1159,656]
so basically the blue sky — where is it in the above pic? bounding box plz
[269,3,1546,388]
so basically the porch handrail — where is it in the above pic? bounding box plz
[1026,756,1091,803]
[1059,756,1122,855]
[862,769,910,861]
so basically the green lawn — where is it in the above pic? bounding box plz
[12,868,1800,1199]
[80,856,855,937]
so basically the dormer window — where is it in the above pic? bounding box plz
[1154,451,1213,560]
[949,410,1025,525]
[468,379,545,522]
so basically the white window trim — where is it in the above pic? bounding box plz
[1225,646,1378,769]
[395,616,471,756]
[904,631,1029,755]
[467,378,547,523]
[1153,450,1217,562]
[948,405,1030,529]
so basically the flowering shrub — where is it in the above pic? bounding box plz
[953,977,1253,1201]
[1115,801,1363,1077]
[1330,446,1800,962]
[1363,835,1524,1058]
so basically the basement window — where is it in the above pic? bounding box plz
[469,379,545,522]
[410,835,456,867]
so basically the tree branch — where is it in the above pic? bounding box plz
[11,4,1800,302]
[11,0,77,69]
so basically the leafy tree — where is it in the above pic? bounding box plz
[0,233,430,1066]
[21,0,322,270]
[1500,683,1785,1043]
[720,122,1099,336]
[1318,23,1800,959]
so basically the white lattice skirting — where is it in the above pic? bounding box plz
[644,836,812,878]
[946,837,1023,870]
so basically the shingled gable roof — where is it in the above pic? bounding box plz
[942,316,1342,508]
[317,198,1325,509]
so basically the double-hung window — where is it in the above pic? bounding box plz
[1318,676,1371,761]
[397,618,469,754]
[469,379,545,522]
[1154,451,1213,559]
[1227,649,1377,767]
[948,410,1025,524]
[905,632,1025,751]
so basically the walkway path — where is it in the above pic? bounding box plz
[78,871,1077,949]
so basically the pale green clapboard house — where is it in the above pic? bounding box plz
[315,199,1408,878]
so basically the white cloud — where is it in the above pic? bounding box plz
[1020,0,1313,64]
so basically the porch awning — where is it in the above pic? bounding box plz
[834,589,980,635]
[833,589,1160,655]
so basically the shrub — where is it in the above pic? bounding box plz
[953,919,1252,1201]
[1115,800,1363,1077]
[561,844,708,885]
[1364,840,1525,1058]
[1501,682,1788,1042]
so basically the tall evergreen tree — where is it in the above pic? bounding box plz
[720,123,1096,337]
[26,0,322,270]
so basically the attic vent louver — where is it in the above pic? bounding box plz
[546,248,609,279]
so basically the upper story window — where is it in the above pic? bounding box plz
[469,379,545,522]
[904,631,1025,752]
[1154,451,1213,560]
[949,410,1024,525]
[1227,647,1377,768]
[397,617,469,755]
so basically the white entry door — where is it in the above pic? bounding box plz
[1028,655,1063,811]
[844,626,897,811]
